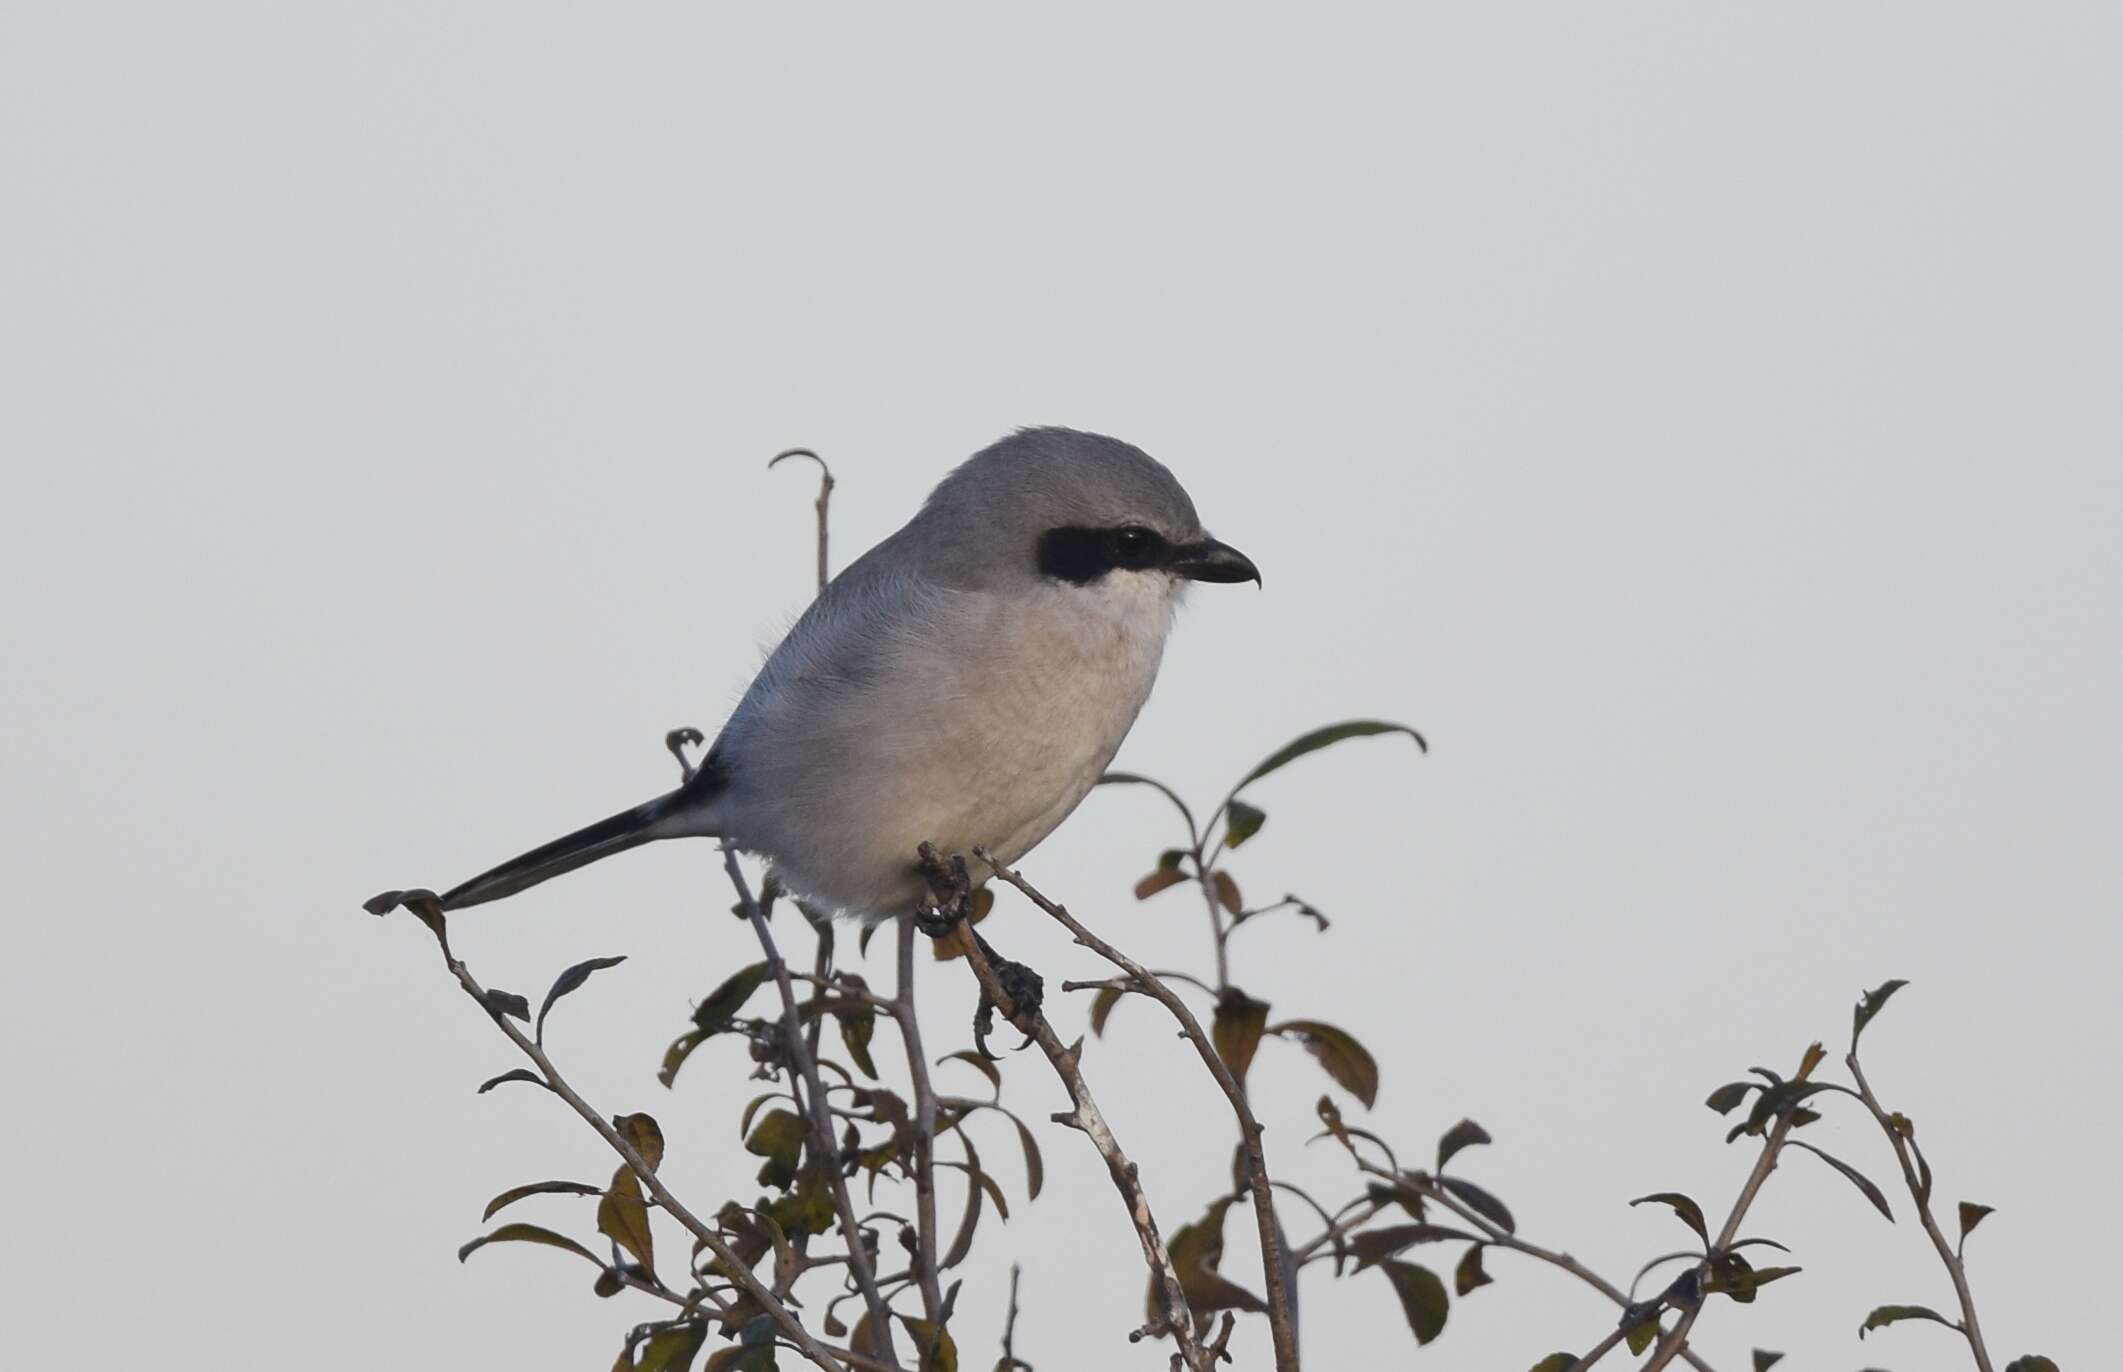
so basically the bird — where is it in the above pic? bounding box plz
[426,426,1259,923]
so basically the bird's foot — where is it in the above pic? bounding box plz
[974,931,1045,1025]
[914,842,975,936]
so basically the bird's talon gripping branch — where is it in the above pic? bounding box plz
[913,842,974,936]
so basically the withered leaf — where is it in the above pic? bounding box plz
[930,887,994,960]
[616,1112,666,1172]
[1270,1019,1380,1108]
[1133,866,1189,901]
[1211,869,1244,915]
[937,1048,1001,1093]
[1752,1352,1784,1372]
[1089,985,1124,1038]
[597,1167,656,1274]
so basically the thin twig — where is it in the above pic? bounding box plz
[768,446,835,593]
[1847,1051,1994,1372]
[1636,1045,1825,1372]
[979,850,1299,1372]
[400,908,846,1372]
[998,1263,1032,1371]
[944,922,1211,1372]
[896,918,947,1323]
[726,849,902,1369]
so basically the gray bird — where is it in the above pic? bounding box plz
[435,427,1259,921]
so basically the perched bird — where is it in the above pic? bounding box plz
[432,427,1258,921]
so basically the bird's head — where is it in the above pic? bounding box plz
[918,427,1260,597]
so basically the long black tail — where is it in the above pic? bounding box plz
[441,789,696,911]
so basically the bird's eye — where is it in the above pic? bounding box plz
[1109,525,1161,568]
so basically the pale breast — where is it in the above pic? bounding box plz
[722,572,1177,917]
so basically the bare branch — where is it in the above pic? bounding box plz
[1847,1050,1995,1372]
[1637,1045,1826,1372]
[895,918,947,1323]
[725,849,902,1369]
[979,850,1299,1372]
[768,446,835,593]
[389,900,846,1372]
[938,917,1211,1372]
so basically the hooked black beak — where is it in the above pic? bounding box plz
[1170,537,1261,586]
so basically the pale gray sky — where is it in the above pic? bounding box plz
[3,4,2117,1368]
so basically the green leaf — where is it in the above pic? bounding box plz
[1269,1019,1380,1108]
[2004,1358,2061,1372]
[1752,1353,1785,1372]
[1852,978,1910,1050]
[1631,1192,1710,1246]
[1349,1223,1481,1269]
[482,1179,603,1221]
[657,1031,707,1088]
[635,1320,709,1372]
[901,1317,958,1372]
[1004,1109,1044,1201]
[1454,1243,1492,1296]
[597,1167,656,1275]
[746,1110,805,1190]
[1379,1260,1449,1345]
[1436,1118,1490,1171]
[1438,1176,1515,1234]
[477,1068,548,1094]
[481,987,531,1022]
[1231,719,1428,795]
[1155,1196,1267,1319]
[1527,1357,1578,1372]
[1859,1304,1957,1337]
[1096,771,1200,837]
[937,1048,1001,1093]
[1788,1141,1892,1221]
[1211,988,1271,1088]
[1958,1201,1995,1247]
[1223,800,1267,849]
[535,954,627,1042]
[1625,1313,1662,1354]
[1705,1081,1757,1115]
[457,1221,601,1267]
[840,1004,878,1079]
[692,961,772,1032]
